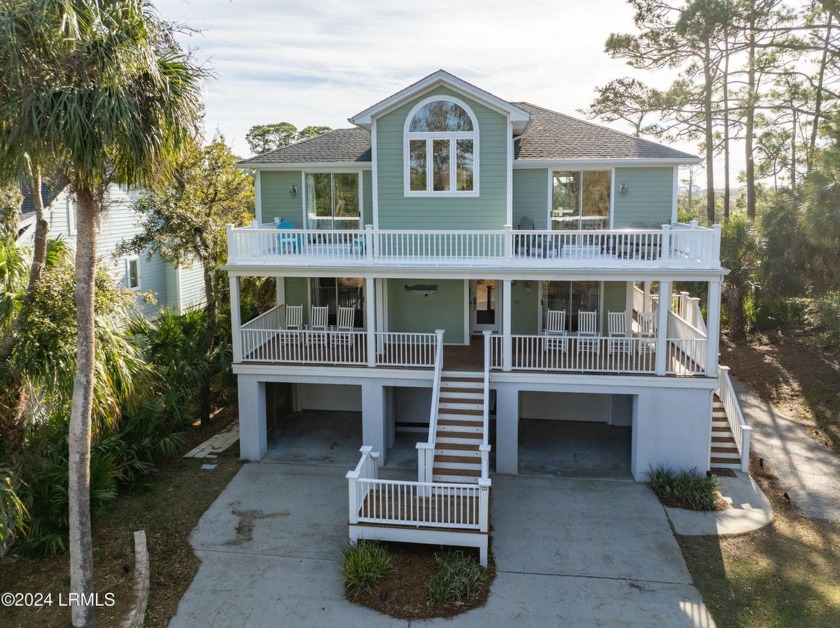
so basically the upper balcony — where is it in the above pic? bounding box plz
[225,222,722,273]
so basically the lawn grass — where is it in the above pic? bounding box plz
[677,457,840,627]
[678,332,840,626]
[0,415,243,627]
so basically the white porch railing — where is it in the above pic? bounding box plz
[716,366,752,472]
[666,311,707,375]
[491,334,659,374]
[241,303,286,330]
[417,331,445,483]
[375,332,437,367]
[674,291,707,335]
[347,446,490,566]
[226,223,721,268]
[240,328,367,365]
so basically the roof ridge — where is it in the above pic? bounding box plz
[240,128,367,164]
[512,101,697,158]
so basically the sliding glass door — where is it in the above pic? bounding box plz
[551,171,611,230]
[542,281,601,332]
[305,173,360,230]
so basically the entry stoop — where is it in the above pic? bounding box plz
[710,395,741,470]
[433,372,485,483]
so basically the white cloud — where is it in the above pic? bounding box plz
[155,0,736,180]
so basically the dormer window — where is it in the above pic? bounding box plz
[404,97,479,196]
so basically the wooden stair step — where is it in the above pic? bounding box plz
[712,436,738,444]
[437,407,483,416]
[436,431,483,440]
[441,376,483,383]
[440,386,484,394]
[435,441,480,451]
[712,426,730,432]
[433,467,481,477]
[711,456,741,465]
[438,418,483,427]
[711,445,738,454]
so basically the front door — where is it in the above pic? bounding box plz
[471,280,498,333]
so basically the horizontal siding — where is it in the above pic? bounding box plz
[363,170,373,227]
[376,85,508,230]
[387,278,465,344]
[510,280,539,334]
[134,253,168,318]
[164,264,180,310]
[178,264,206,312]
[602,282,628,335]
[613,168,674,228]
[261,171,304,227]
[283,277,310,325]
[512,169,548,230]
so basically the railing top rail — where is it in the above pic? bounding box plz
[357,477,488,490]
[718,367,748,428]
[668,310,707,338]
[230,225,717,235]
[241,304,284,329]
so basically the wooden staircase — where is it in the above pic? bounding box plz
[432,372,485,484]
[711,394,741,469]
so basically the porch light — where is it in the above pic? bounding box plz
[619,183,629,195]
[404,284,438,297]
[289,185,298,196]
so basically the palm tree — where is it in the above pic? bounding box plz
[0,2,204,625]
[720,216,761,338]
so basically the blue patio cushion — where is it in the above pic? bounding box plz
[276,220,301,253]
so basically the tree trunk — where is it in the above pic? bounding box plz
[791,108,797,190]
[0,166,49,362]
[808,13,832,175]
[200,264,216,424]
[704,41,716,224]
[745,20,757,220]
[722,28,731,220]
[68,185,99,628]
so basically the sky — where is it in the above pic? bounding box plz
[154,0,710,172]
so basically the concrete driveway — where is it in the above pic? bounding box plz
[171,463,714,627]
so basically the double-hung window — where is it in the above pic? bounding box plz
[405,97,478,196]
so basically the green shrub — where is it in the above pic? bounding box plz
[427,551,489,606]
[647,465,720,511]
[0,465,27,555]
[808,291,840,346]
[342,541,392,600]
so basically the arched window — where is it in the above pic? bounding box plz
[404,97,479,195]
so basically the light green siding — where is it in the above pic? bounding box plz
[510,281,539,334]
[261,171,303,226]
[363,170,373,226]
[512,169,548,229]
[602,282,628,334]
[376,86,509,230]
[284,277,310,324]
[387,279,465,344]
[613,168,674,228]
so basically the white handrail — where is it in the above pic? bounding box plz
[241,304,285,330]
[480,331,492,479]
[374,332,437,367]
[716,366,752,471]
[417,330,444,483]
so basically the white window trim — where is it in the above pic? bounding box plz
[403,95,480,198]
[547,168,614,231]
[67,196,76,236]
[126,256,141,291]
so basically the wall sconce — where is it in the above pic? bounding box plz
[404,284,438,297]
[289,185,298,196]
[619,183,629,196]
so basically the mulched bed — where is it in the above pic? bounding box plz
[655,491,730,511]
[348,542,495,620]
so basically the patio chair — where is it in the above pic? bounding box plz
[607,311,632,355]
[309,306,329,346]
[542,309,568,352]
[333,306,355,346]
[515,215,536,256]
[275,219,301,254]
[637,311,657,355]
[285,305,303,330]
[577,310,600,356]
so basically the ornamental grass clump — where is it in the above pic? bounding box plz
[342,541,392,600]
[427,551,489,606]
[648,465,721,511]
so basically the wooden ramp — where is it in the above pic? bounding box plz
[183,420,239,459]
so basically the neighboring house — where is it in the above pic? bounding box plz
[17,183,205,318]
[226,71,749,562]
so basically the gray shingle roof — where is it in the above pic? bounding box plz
[238,102,697,166]
[239,128,371,165]
[512,102,697,161]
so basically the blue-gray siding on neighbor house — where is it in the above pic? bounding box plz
[375,85,509,230]
[612,167,674,227]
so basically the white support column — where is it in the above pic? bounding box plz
[229,274,242,363]
[375,278,386,355]
[655,280,672,375]
[502,279,512,371]
[361,381,386,466]
[625,281,635,331]
[705,278,722,376]
[643,281,652,312]
[495,385,518,474]
[365,277,376,367]
[238,376,267,460]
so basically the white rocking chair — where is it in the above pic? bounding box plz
[577,310,600,356]
[542,309,568,352]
